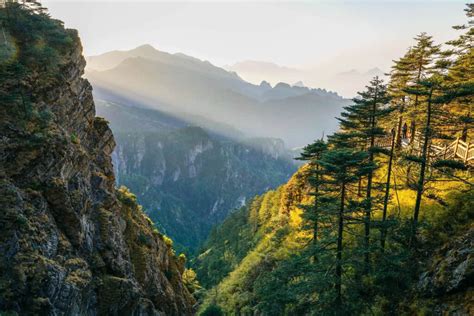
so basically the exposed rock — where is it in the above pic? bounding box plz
[416,228,474,315]
[107,124,296,251]
[0,7,194,315]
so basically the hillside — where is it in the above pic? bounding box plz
[0,4,194,314]
[195,165,473,315]
[96,100,297,252]
[86,45,348,148]
[194,7,474,312]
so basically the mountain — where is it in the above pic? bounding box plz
[226,60,389,98]
[96,100,297,252]
[86,45,348,148]
[293,81,306,87]
[225,60,304,86]
[0,6,194,314]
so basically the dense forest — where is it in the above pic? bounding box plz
[195,4,473,315]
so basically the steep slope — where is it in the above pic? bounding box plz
[195,164,473,315]
[0,5,194,315]
[96,100,297,252]
[86,45,348,148]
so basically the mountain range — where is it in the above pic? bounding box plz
[226,60,386,98]
[86,44,348,148]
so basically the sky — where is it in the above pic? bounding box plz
[42,0,468,95]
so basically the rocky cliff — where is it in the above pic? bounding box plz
[0,5,194,315]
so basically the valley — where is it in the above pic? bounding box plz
[96,99,296,252]
[0,1,472,315]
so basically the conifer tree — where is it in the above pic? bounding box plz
[329,77,391,272]
[404,33,440,143]
[388,48,416,148]
[380,128,396,251]
[405,77,440,236]
[316,148,376,307]
[439,4,474,141]
[297,140,328,247]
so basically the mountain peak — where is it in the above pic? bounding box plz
[365,67,384,76]
[133,43,157,53]
[293,81,305,88]
[260,80,272,89]
[274,82,291,89]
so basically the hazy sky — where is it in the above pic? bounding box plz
[43,0,467,73]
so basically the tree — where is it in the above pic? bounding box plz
[380,128,396,251]
[405,77,440,237]
[401,33,440,143]
[439,4,474,141]
[296,139,328,248]
[316,148,376,307]
[388,48,416,148]
[329,77,392,273]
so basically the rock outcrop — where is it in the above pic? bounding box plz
[0,5,194,315]
[416,228,473,315]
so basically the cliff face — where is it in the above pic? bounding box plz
[0,6,194,315]
[96,100,296,251]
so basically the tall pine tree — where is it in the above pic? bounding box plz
[329,77,392,273]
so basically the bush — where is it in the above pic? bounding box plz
[199,304,224,316]
[163,235,173,248]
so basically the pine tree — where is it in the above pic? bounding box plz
[379,128,396,252]
[388,48,416,148]
[316,148,376,308]
[405,77,440,236]
[297,140,328,248]
[329,77,392,273]
[402,33,440,143]
[439,4,474,141]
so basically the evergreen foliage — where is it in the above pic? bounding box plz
[195,5,474,314]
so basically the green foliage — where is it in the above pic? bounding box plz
[70,133,79,144]
[110,123,296,253]
[163,235,173,248]
[0,3,74,106]
[182,268,203,296]
[195,6,474,314]
[117,186,138,206]
[199,304,224,316]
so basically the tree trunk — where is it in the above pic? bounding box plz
[313,188,319,245]
[413,87,433,236]
[410,61,424,144]
[381,129,396,251]
[395,98,405,148]
[336,183,345,305]
[364,86,378,273]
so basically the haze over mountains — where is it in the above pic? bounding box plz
[86,44,349,148]
[225,60,386,98]
[96,99,296,251]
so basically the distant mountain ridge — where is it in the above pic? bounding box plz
[226,60,386,97]
[86,44,348,148]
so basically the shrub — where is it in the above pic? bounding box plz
[163,235,173,248]
[199,304,224,316]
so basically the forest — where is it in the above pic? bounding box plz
[195,4,473,315]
